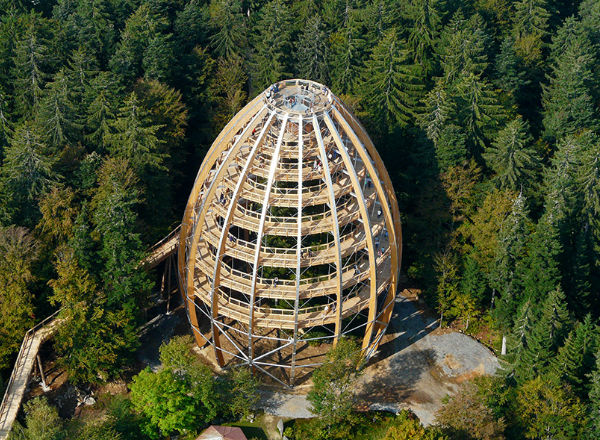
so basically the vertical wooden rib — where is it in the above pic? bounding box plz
[291,115,303,385]
[248,114,289,363]
[323,112,378,352]
[313,114,344,343]
[331,105,401,354]
[185,106,268,363]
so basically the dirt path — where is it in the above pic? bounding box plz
[257,295,499,426]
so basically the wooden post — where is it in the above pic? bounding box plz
[36,354,49,392]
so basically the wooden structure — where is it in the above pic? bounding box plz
[0,311,61,440]
[197,426,247,440]
[178,79,402,386]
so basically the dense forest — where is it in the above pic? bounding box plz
[1,0,600,438]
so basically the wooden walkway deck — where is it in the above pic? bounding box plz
[0,311,61,440]
[0,227,182,439]
[144,225,180,268]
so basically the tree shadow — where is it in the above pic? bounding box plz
[370,296,438,364]
[357,348,436,404]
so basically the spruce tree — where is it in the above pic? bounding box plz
[0,123,56,226]
[296,15,329,85]
[142,32,174,82]
[454,72,504,156]
[523,214,562,306]
[460,254,487,309]
[359,29,424,132]
[404,0,443,74]
[588,349,600,437]
[85,71,121,152]
[0,86,11,153]
[420,81,454,145]
[329,8,365,94]
[551,314,598,396]
[512,0,550,65]
[511,300,534,367]
[438,11,489,82]
[434,125,468,172]
[209,0,247,59]
[65,47,97,116]
[11,22,48,116]
[542,17,598,141]
[517,287,571,381]
[250,0,293,93]
[483,117,539,191]
[107,92,166,175]
[37,69,82,151]
[92,157,152,310]
[494,36,529,101]
[0,226,37,369]
[492,192,530,330]
[109,4,167,84]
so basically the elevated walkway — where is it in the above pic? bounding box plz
[0,311,61,440]
[144,225,180,268]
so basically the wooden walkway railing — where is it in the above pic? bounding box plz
[144,225,181,268]
[0,228,182,439]
[0,310,62,440]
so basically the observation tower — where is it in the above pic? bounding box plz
[178,79,401,386]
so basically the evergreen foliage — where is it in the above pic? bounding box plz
[1,0,600,436]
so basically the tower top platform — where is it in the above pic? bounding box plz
[264,79,332,116]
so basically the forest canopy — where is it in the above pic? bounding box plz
[1,0,600,438]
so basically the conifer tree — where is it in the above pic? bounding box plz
[37,69,82,151]
[109,4,167,84]
[0,226,37,369]
[420,82,454,146]
[173,0,210,52]
[512,0,550,65]
[91,157,152,309]
[360,29,424,132]
[11,22,48,116]
[49,247,140,383]
[438,12,489,82]
[85,71,121,152]
[516,287,571,381]
[329,8,365,94]
[522,214,562,306]
[107,92,166,176]
[492,192,530,330]
[0,86,11,152]
[250,0,293,93]
[363,0,400,41]
[511,300,534,366]
[0,123,56,226]
[209,0,247,59]
[434,125,468,172]
[494,36,529,103]
[404,0,443,73]
[454,72,504,155]
[143,33,175,82]
[460,254,488,309]
[483,117,539,191]
[65,47,97,115]
[588,349,600,437]
[296,15,329,85]
[551,314,598,395]
[542,18,598,141]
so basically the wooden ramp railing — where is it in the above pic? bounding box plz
[144,225,181,269]
[0,228,181,439]
[0,310,62,440]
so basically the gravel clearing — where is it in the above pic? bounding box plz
[257,294,500,426]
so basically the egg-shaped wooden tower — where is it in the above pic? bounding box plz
[178,79,401,386]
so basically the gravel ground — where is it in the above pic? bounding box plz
[257,295,500,426]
